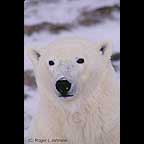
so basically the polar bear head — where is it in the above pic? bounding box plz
[28,38,112,102]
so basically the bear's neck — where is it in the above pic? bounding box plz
[33,65,119,143]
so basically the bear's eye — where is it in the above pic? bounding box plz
[77,58,84,64]
[49,60,55,66]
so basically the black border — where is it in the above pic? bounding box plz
[1,0,24,143]
[121,0,143,143]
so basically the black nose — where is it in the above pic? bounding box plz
[56,80,71,94]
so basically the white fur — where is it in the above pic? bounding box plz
[27,37,120,144]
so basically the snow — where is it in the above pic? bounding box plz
[25,0,119,25]
[24,86,39,138]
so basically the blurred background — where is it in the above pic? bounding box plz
[24,0,120,141]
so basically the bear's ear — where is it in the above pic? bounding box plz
[27,48,44,66]
[97,40,112,59]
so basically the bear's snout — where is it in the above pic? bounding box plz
[56,79,73,97]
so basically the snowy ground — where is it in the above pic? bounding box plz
[24,0,120,141]
[24,0,119,25]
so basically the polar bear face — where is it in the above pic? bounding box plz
[28,38,112,101]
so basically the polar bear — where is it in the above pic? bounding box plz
[27,37,120,144]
